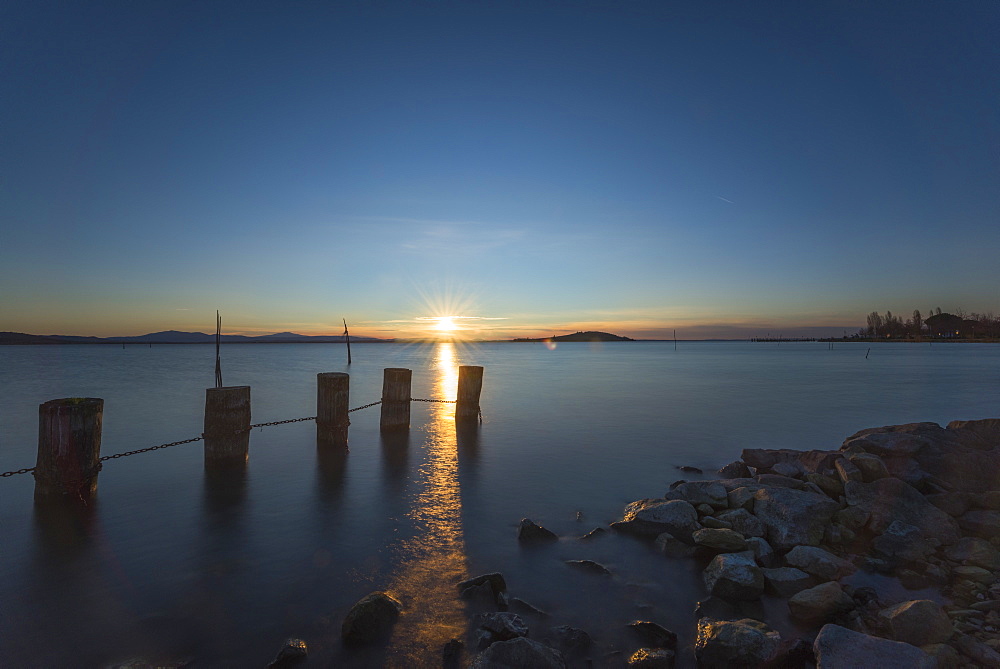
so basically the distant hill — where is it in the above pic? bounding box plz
[0,331,391,345]
[512,331,634,342]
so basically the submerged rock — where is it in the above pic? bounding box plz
[341,592,402,645]
[518,518,559,544]
[565,559,611,576]
[628,647,675,667]
[627,620,678,649]
[469,637,566,669]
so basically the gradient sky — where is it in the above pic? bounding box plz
[3,1,998,339]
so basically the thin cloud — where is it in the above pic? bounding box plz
[716,196,734,204]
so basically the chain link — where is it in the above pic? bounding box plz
[247,416,316,430]
[348,400,382,412]
[409,398,457,403]
[1,467,36,478]
[99,435,204,461]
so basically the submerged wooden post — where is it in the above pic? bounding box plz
[317,372,350,448]
[204,386,251,466]
[455,366,484,421]
[34,398,104,501]
[380,368,411,431]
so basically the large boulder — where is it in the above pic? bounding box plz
[341,591,402,644]
[783,546,855,581]
[846,453,889,482]
[518,518,559,544]
[694,617,780,668]
[718,461,752,479]
[843,477,959,545]
[613,499,700,539]
[880,600,952,646]
[703,552,764,601]
[741,449,842,475]
[751,486,840,552]
[787,582,853,624]
[469,637,566,668]
[473,612,529,649]
[813,624,934,668]
[871,520,934,566]
[957,509,1000,536]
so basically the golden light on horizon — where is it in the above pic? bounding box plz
[434,316,458,332]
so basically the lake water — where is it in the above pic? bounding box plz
[1,341,997,666]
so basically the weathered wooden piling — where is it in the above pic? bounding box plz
[204,386,251,466]
[380,368,411,431]
[455,365,484,421]
[34,398,104,501]
[317,372,350,448]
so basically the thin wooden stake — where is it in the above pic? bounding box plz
[674,329,677,351]
[343,318,352,365]
[215,311,223,388]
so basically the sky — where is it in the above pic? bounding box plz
[2,1,998,340]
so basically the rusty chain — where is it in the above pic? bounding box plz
[0,397,479,477]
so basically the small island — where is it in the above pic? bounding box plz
[512,331,634,343]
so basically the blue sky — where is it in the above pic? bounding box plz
[3,1,997,339]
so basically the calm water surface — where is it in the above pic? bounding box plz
[1,341,997,666]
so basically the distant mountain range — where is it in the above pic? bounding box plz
[0,330,391,345]
[512,331,634,342]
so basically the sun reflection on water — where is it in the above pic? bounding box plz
[384,342,467,665]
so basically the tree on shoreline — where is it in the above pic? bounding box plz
[858,308,1000,339]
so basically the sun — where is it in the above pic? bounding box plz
[435,316,457,332]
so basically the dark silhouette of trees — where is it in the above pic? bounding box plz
[859,307,1000,339]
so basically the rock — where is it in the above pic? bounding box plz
[267,638,307,668]
[834,458,863,484]
[565,559,611,576]
[872,520,933,566]
[715,508,765,538]
[844,477,959,545]
[975,490,1000,509]
[509,597,548,617]
[442,638,463,668]
[742,448,842,474]
[920,642,960,669]
[770,637,815,668]
[926,492,972,517]
[473,612,529,649]
[654,531,697,558]
[880,599,952,645]
[664,481,729,509]
[813,624,934,668]
[952,565,994,584]
[469,637,566,668]
[695,596,740,621]
[341,592,402,645]
[458,573,508,598]
[462,582,499,609]
[694,617,780,667]
[806,472,844,499]
[787,582,854,624]
[727,486,761,510]
[756,473,807,490]
[784,546,855,581]
[946,537,1000,570]
[628,647,675,667]
[614,499,700,539]
[700,515,731,529]
[718,461,752,478]
[703,552,764,601]
[847,453,889,482]
[954,633,1000,666]
[518,518,559,544]
[627,620,678,649]
[693,528,747,552]
[547,625,591,655]
[744,536,777,567]
[772,461,803,479]
[762,567,814,597]
[947,418,1000,445]
[958,509,1000,536]
[696,503,716,516]
[834,505,869,533]
[752,486,841,552]
[579,527,606,541]
[676,465,703,474]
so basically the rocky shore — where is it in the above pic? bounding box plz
[272,418,1000,668]
[464,419,999,667]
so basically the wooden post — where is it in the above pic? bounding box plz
[455,365,483,421]
[380,368,411,431]
[34,398,104,501]
[317,372,350,448]
[204,386,251,466]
